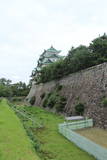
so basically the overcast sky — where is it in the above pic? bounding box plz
[0,0,107,84]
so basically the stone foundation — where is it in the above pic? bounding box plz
[27,63,107,128]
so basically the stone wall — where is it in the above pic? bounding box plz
[27,63,107,128]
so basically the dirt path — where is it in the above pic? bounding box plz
[76,127,107,149]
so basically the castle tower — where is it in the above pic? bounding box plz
[32,46,63,82]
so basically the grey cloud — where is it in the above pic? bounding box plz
[0,0,107,83]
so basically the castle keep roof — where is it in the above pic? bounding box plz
[37,46,62,69]
[31,46,64,80]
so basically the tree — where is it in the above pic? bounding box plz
[37,45,95,83]
[0,84,12,97]
[65,45,95,74]
[0,78,12,97]
[0,78,12,86]
[0,77,30,97]
[89,33,107,63]
[32,33,107,84]
[11,82,30,96]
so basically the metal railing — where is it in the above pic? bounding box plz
[59,119,107,160]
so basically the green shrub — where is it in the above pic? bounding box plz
[43,89,66,112]
[55,103,65,112]
[43,92,56,108]
[75,103,84,115]
[56,85,63,91]
[55,96,66,112]
[43,93,52,107]
[29,96,36,105]
[12,97,23,102]
[47,93,58,108]
[102,98,107,107]
[60,96,66,102]
[40,92,46,99]
[43,97,48,108]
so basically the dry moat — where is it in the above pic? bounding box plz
[76,127,107,149]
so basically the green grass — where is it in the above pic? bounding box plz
[0,99,40,160]
[15,104,95,160]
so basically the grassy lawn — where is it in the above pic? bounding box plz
[0,99,40,160]
[14,104,95,160]
[76,127,107,149]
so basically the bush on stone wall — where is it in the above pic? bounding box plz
[75,103,85,115]
[29,96,36,105]
[56,84,63,91]
[55,96,66,112]
[47,93,58,108]
[102,98,107,107]
[40,92,46,99]
[42,87,66,112]
[43,93,51,107]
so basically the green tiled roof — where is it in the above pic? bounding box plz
[35,46,63,73]
[46,46,61,53]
